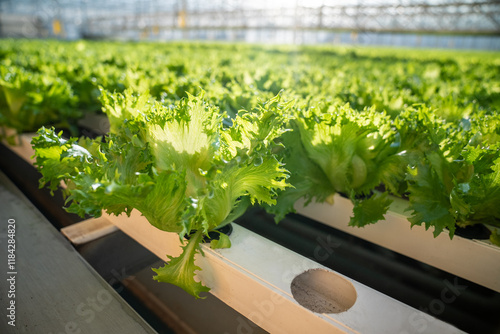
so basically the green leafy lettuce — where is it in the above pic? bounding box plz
[32,90,290,298]
[270,102,406,227]
[405,110,500,243]
[0,64,79,139]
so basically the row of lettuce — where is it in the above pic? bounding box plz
[2,39,500,297]
[2,39,499,134]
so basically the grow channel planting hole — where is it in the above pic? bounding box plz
[291,268,357,314]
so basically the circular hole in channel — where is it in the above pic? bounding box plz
[290,268,357,314]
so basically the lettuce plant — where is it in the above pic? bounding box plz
[402,109,500,242]
[269,102,407,227]
[0,65,79,139]
[32,90,291,298]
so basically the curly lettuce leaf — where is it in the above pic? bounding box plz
[406,154,458,237]
[152,230,210,299]
[459,153,500,227]
[31,128,83,194]
[210,231,232,249]
[99,87,150,135]
[350,192,393,227]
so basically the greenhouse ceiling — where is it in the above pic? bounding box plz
[0,0,499,49]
